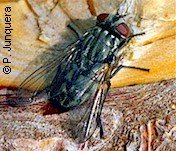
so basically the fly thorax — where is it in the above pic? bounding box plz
[80,27,123,64]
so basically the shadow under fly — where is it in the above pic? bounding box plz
[2,11,149,143]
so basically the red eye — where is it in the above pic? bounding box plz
[116,23,131,38]
[97,13,109,22]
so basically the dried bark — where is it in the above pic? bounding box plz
[0,79,175,150]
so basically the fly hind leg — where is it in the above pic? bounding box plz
[97,115,104,138]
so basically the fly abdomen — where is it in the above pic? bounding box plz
[49,58,88,108]
[49,53,105,109]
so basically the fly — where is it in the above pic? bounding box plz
[4,12,149,142]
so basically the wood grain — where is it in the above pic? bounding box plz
[0,79,175,150]
[0,0,175,89]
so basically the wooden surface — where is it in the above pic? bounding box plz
[0,0,176,150]
[0,79,175,150]
[0,0,175,89]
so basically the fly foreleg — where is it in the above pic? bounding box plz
[111,65,150,78]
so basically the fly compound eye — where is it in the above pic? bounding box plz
[116,23,131,38]
[97,13,109,22]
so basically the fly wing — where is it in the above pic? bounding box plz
[6,41,80,106]
[69,63,111,143]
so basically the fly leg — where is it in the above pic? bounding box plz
[97,80,111,138]
[111,65,150,78]
[97,115,104,138]
[67,22,82,39]
[96,91,105,139]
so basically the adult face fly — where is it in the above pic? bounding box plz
[5,12,149,142]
